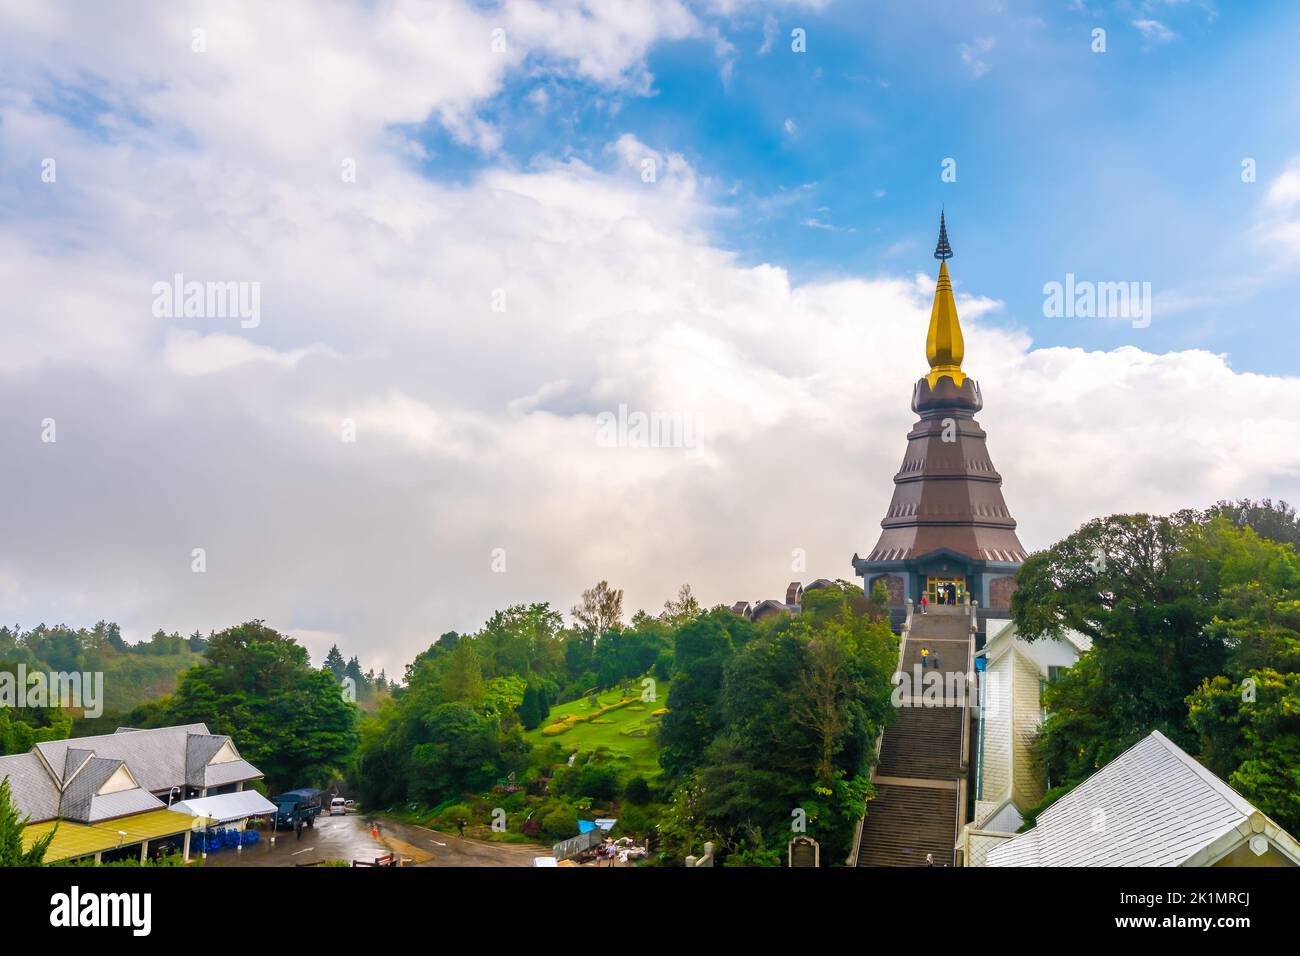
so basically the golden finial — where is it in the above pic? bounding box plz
[925,211,965,388]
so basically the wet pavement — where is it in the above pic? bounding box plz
[202,812,388,867]
[200,813,549,867]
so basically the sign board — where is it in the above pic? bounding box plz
[788,836,820,868]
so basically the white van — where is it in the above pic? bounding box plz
[329,797,347,816]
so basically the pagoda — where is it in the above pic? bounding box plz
[852,213,1026,615]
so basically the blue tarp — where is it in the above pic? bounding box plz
[577,820,597,833]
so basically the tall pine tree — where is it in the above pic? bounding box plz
[518,682,544,731]
[324,644,346,681]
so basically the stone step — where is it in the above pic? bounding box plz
[877,705,964,779]
[856,783,958,867]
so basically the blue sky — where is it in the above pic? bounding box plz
[427,0,1300,373]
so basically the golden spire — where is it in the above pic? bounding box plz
[925,211,965,388]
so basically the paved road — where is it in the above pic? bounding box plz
[201,813,548,867]
[202,812,389,867]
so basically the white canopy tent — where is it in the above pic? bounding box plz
[171,790,277,825]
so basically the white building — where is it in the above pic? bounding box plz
[974,619,1090,827]
[0,722,264,864]
[956,619,1090,865]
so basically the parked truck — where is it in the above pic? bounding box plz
[272,788,322,830]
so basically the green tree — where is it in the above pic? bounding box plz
[1011,512,1227,778]
[662,584,702,627]
[439,640,486,705]
[1017,511,1300,817]
[661,585,896,863]
[571,580,624,636]
[477,604,565,678]
[324,644,346,681]
[659,609,754,778]
[0,777,52,866]
[138,621,358,791]
[517,682,544,731]
[1188,671,1300,833]
[1205,498,1300,548]
[406,704,500,803]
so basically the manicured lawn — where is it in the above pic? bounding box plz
[523,682,670,782]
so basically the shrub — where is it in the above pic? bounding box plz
[624,776,651,805]
[433,802,475,829]
[541,806,579,841]
[576,764,620,802]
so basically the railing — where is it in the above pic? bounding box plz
[685,842,715,867]
[953,600,978,862]
[959,600,977,772]
[847,597,912,866]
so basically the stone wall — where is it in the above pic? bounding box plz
[988,575,1018,610]
[869,574,905,606]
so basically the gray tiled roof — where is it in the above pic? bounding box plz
[0,752,61,822]
[9,723,263,826]
[62,748,94,783]
[987,731,1259,867]
[56,756,163,822]
[34,723,260,794]
[185,734,227,787]
[61,756,123,821]
[204,759,262,789]
[83,787,166,822]
[35,723,212,793]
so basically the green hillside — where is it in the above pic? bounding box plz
[94,649,204,716]
[523,681,671,782]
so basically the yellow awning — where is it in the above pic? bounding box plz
[98,808,210,842]
[23,809,213,862]
[23,820,122,862]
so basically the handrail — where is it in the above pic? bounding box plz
[960,601,976,771]
[953,600,978,863]
[848,597,912,867]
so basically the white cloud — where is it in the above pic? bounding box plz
[1265,160,1300,211]
[164,331,337,376]
[959,37,995,78]
[1254,158,1300,266]
[1133,18,1176,43]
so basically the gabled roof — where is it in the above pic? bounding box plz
[62,748,94,783]
[185,733,228,787]
[986,730,1300,867]
[60,758,164,823]
[750,599,792,620]
[0,752,61,822]
[981,619,1092,664]
[35,723,212,793]
[34,723,261,795]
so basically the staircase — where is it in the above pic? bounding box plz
[855,604,973,867]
